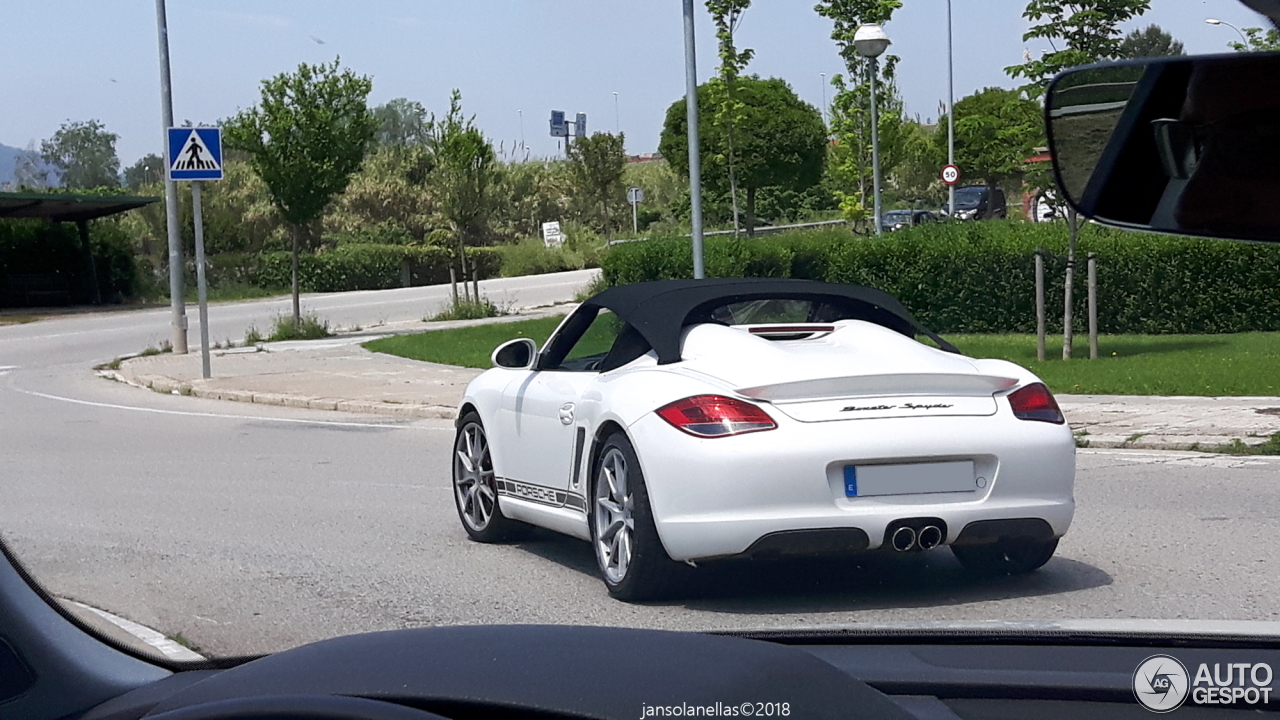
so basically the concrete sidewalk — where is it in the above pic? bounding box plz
[109,316,1280,450]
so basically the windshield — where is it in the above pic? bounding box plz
[4,1,1280,666]
[953,189,985,209]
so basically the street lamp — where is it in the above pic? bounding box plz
[682,0,705,279]
[854,23,890,236]
[613,92,620,134]
[1206,18,1250,47]
[819,72,827,127]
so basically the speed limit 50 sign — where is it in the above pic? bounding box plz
[941,164,961,185]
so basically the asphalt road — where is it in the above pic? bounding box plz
[2,270,1279,657]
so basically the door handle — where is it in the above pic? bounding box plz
[558,403,575,425]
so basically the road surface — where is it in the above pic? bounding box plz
[2,270,1279,657]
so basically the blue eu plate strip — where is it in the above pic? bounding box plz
[844,466,858,497]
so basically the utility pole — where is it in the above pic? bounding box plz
[683,0,705,279]
[154,0,187,354]
[947,0,956,219]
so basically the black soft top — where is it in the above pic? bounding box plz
[581,278,957,365]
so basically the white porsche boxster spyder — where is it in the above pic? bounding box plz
[452,278,1075,600]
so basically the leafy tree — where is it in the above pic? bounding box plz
[566,131,627,238]
[893,120,945,206]
[224,58,377,326]
[373,98,430,146]
[1117,24,1184,58]
[1229,27,1280,52]
[124,153,165,191]
[814,0,907,224]
[426,89,497,278]
[660,77,826,235]
[1006,0,1152,98]
[40,119,120,189]
[325,145,435,243]
[1005,0,1149,358]
[934,88,1042,217]
[706,0,754,234]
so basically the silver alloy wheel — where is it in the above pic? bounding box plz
[594,447,635,584]
[454,422,497,533]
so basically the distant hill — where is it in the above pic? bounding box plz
[0,143,21,187]
[0,141,60,189]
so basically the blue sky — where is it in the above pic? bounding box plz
[0,1,1269,166]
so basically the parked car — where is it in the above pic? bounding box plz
[880,209,939,232]
[943,185,1007,220]
[453,278,1075,601]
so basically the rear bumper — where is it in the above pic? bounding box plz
[627,409,1075,562]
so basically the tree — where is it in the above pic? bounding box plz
[934,88,1042,217]
[706,0,754,234]
[814,0,908,224]
[373,98,430,146]
[124,154,165,191]
[1006,0,1152,98]
[40,119,120,189]
[893,120,945,206]
[426,89,497,279]
[1007,0,1150,359]
[1229,27,1280,52]
[660,77,826,236]
[224,58,377,327]
[1117,24,1185,58]
[566,132,627,237]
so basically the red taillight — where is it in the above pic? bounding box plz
[1008,383,1065,424]
[656,395,778,438]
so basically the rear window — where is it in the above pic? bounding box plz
[708,299,841,325]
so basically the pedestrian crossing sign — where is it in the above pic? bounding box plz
[167,127,223,181]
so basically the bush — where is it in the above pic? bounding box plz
[600,221,1280,335]
[256,244,502,293]
[1,218,136,306]
[268,313,331,341]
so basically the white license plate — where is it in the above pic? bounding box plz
[844,460,975,497]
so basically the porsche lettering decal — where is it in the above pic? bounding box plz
[840,402,955,412]
[496,478,587,513]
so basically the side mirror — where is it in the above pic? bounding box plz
[492,338,537,369]
[1046,52,1280,242]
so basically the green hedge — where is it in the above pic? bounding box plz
[1,219,136,306]
[601,222,1280,335]
[255,245,503,293]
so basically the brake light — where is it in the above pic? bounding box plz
[1008,383,1065,424]
[656,395,778,438]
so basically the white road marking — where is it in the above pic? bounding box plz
[1080,449,1280,467]
[65,600,205,662]
[5,377,449,431]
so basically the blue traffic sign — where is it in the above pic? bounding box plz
[167,127,223,181]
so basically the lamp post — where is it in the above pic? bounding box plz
[1205,18,1250,47]
[613,92,620,134]
[683,0,705,279]
[946,0,956,220]
[820,72,827,127]
[154,0,187,354]
[854,24,890,237]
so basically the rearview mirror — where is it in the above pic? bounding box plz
[1046,52,1280,242]
[492,338,537,369]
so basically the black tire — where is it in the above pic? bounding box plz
[590,433,690,601]
[452,412,531,543]
[951,538,1059,575]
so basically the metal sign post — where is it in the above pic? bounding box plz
[627,187,644,235]
[168,126,224,379]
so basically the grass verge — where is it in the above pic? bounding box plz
[367,318,1280,398]
[365,315,565,368]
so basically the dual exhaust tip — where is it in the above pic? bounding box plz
[890,524,943,552]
